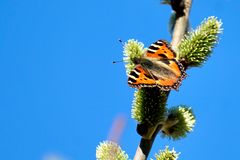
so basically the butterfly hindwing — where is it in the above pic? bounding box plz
[154,59,186,91]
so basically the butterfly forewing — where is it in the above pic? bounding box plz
[145,40,176,59]
[128,65,156,88]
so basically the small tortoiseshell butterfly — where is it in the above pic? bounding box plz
[128,40,187,91]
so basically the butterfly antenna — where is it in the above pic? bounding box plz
[118,39,125,46]
[112,39,125,64]
[112,60,124,64]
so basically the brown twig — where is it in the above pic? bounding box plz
[133,0,192,159]
[171,0,192,50]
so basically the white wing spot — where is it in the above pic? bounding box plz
[133,70,140,75]
[147,48,156,53]
[128,75,137,79]
[151,44,160,48]
[157,41,163,44]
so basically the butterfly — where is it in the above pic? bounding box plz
[128,40,187,91]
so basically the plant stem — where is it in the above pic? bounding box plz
[134,125,162,160]
[133,0,192,159]
[171,0,192,50]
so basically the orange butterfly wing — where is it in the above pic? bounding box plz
[128,65,157,88]
[154,60,186,91]
[145,40,176,59]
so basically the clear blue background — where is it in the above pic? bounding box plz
[0,0,239,159]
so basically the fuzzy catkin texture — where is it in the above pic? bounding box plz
[154,146,180,160]
[131,88,168,126]
[161,106,196,140]
[123,39,145,74]
[178,16,222,67]
[96,141,128,160]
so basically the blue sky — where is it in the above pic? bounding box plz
[0,0,239,159]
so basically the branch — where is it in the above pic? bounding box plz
[171,0,192,50]
[134,125,162,160]
[133,0,192,159]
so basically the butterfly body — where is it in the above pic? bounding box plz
[128,40,187,91]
